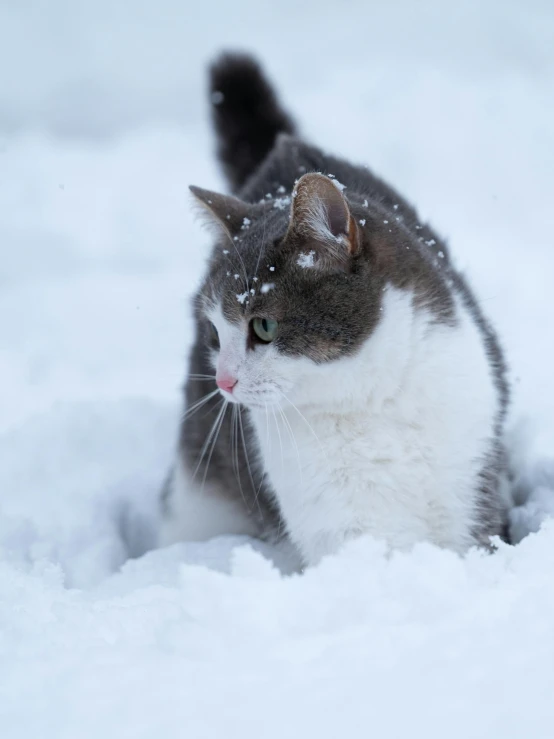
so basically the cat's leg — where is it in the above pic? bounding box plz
[158,458,262,547]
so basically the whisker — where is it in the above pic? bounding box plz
[231,405,249,511]
[200,400,228,494]
[181,389,219,421]
[221,228,249,291]
[281,392,324,452]
[238,406,264,521]
[278,406,303,486]
[231,405,238,477]
[264,402,271,460]
[271,406,284,471]
[264,401,285,540]
[254,201,269,281]
[191,398,226,481]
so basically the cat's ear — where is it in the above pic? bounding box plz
[288,173,360,269]
[189,185,252,237]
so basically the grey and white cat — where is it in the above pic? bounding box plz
[160,53,510,564]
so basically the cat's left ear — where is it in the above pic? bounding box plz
[288,173,361,269]
[189,185,252,238]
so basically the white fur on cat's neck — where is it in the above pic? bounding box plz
[248,287,498,564]
[162,285,500,564]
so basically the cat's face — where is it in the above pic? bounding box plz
[205,302,294,408]
[195,173,386,409]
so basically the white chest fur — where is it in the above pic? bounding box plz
[250,288,499,565]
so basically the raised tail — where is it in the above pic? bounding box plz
[209,52,296,193]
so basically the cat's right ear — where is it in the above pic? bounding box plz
[287,173,361,271]
[189,186,252,238]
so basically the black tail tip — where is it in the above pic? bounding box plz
[207,52,295,192]
[207,51,295,192]
[209,52,275,109]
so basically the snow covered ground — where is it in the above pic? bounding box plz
[1,1,554,737]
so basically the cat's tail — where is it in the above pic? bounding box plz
[209,52,296,193]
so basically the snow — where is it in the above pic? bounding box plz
[330,177,347,192]
[273,195,291,210]
[296,250,316,268]
[1,1,554,737]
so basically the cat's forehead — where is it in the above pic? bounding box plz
[219,228,282,278]
[229,205,287,260]
[200,207,289,311]
[201,254,283,324]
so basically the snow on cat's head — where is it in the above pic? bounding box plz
[190,172,452,409]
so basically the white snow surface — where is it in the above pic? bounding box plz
[1,1,554,737]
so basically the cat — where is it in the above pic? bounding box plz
[159,52,511,565]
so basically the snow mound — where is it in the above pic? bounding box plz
[2,529,554,739]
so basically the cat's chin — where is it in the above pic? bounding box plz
[217,389,240,405]
[236,399,282,411]
[226,391,284,411]
[215,390,272,410]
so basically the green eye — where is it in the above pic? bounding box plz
[252,317,278,343]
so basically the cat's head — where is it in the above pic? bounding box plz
[192,172,439,410]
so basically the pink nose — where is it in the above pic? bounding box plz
[216,376,237,394]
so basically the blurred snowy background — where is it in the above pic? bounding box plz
[1,1,554,737]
